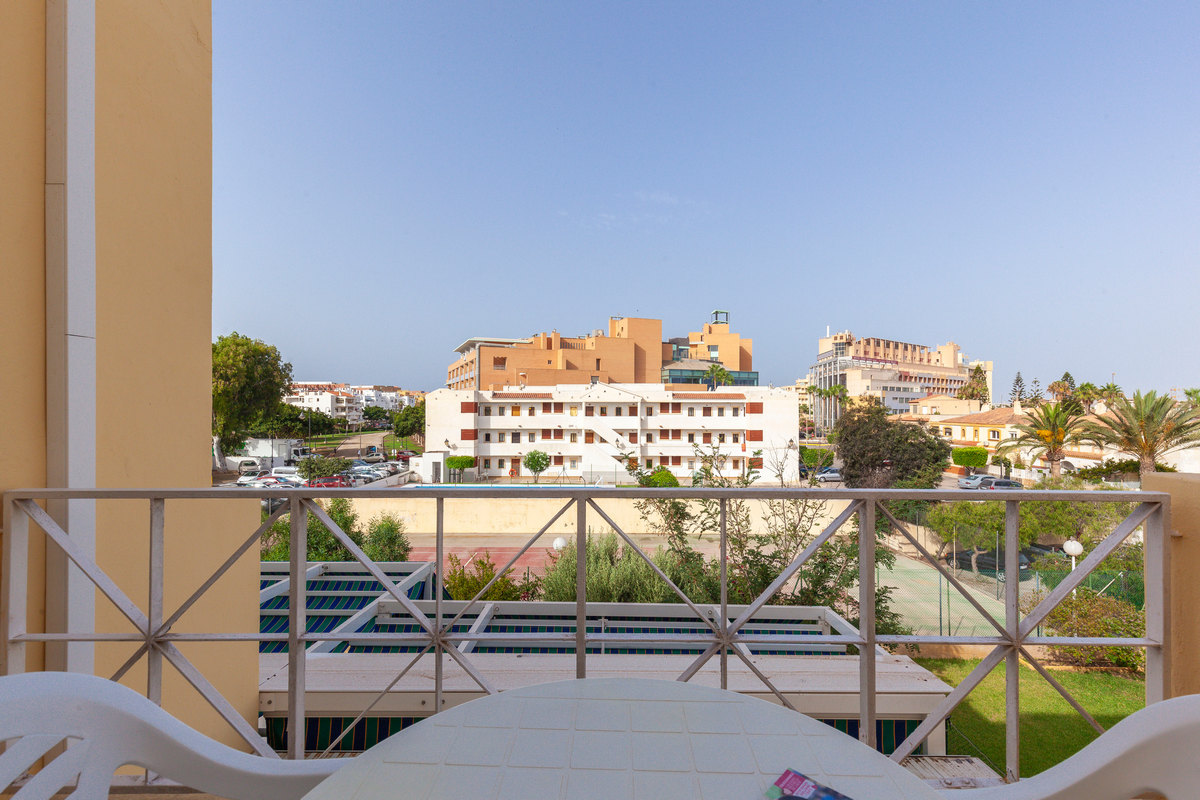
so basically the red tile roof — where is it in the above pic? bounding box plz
[491,392,553,399]
[671,393,746,400]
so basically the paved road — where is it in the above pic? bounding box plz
[333,431,388,459]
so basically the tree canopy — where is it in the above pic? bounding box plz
[212,333,293,454]
[956,364,990,403]
[1081,390,1200,480]
[833,397,950,488]
[996,401,1086,478]
[392,402,425,438]
[702,363,733,391]
[523,450,551,481]
[362,405,390,421]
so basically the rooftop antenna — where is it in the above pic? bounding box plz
[826,325,830,337]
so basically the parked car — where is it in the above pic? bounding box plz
[236,470,271,486]
[957,474,990,489]
[945,549,1032,573]
[816,468,843,483]
[339,471,369,487]
[236,458,263,474]
[308,475,351,488]
[981,478,1023,490]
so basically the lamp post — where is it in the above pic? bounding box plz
[1063,538,1084,596]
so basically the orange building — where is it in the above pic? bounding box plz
[447,311,757,391]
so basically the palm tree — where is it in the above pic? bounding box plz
[702,363,733,391]
[1081,391,1200,481]
[1075,382,1100,412]
[1100,382,1124,405]
[997,401,1087,478]
[1047,379,1070,402]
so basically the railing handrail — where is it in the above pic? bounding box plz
[1,483,1168,782]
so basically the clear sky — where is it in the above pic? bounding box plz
[213,2,1199,398]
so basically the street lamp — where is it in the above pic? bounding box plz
[1063,538,1084,596]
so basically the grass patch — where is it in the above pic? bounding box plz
[914,658,1144,778]
[382,435,423,454]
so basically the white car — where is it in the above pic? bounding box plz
[957,474,989,489]
[236,470,271,485]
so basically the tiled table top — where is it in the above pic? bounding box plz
[303,678,941,800]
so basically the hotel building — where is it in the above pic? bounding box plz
[424,383,800,483]
[446,311,757,391]
[807,331,993,433]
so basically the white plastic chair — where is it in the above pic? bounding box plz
[940,693,1200,799]
[0,672,342,800]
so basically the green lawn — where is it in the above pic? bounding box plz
[914,658,1144,778]
[382,434,424,454]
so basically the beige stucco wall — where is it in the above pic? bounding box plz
[0,0,50,674]
[1144,472,1200,697]
[1,0,259,750]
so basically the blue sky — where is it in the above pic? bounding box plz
[213,2,1199,398]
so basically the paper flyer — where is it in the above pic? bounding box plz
[765,768,855,799]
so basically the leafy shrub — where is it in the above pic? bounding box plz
[1037,588,1145,671]
[444,550,539,601]
[952,447,988,470]
[298,455,351,481]
[541,533,711,604]
[1075,458,1175,481]
[643,467,680,488]
[364,512,411,561]
[445,455,476,470]
[522,450,551,481]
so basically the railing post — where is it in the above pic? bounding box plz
[287,496,306,759]
[858,500,876,749]
[2,496,29,676]
[147,498,165,707]
[435,497,444,714]
[1004,500,1020,782]
[576,498,586,678]
[720,498,728,690]
[1145,499,1167,704]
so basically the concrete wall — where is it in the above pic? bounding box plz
[0,0,259,750]
[1144,472,1200,697]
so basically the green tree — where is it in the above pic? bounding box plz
[297,455,351,481]
[362,405,390,422]
[247,404,337,439]
[996,401,1087,479]
[362,512,412,561]
[1185,388,1200,409]
[392,402,425,438]
[1027,378,1044,405]
[522,450,551,482]
[1075,382,1100,412]
[261,498,361,562]
[1010,372,1027,404]
[951,446,988,474]
[702,363,733,391]
[1081,390,1200,481]
[925,500,1025,573]
[833,397,950,488]
[212,332,293,456]
[1099,382,1124,405]
[956,365,990,403]
[444,550,539,601]
[1018,477,1132,547]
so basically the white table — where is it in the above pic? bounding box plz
[303,678,941,800]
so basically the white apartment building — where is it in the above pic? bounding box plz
[284,382,365,425]
[425,383,801,483]
[350,385,402,412]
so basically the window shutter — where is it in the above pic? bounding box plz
[747,430,764,442]
[460,401,477,413]
[461,429,477,441]
[746,402,764,414]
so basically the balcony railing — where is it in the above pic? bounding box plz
[1,485,1168,783]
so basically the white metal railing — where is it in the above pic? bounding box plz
[1,485,1168,783]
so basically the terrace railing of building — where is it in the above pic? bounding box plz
[1,485,1169,784]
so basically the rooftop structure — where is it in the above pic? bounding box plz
[446,311,757,391]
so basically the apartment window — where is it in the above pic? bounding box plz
[646,407,653,416]
[599,406,608,416]
[687,460,695,470]
[569,458,578,469]
[703,433,712,443]
[570,432,578,443]
[497,406,506,416]
[717,407,725,417]
[687,407,695,417]
[732,407,739,417]
[511,405,520,416]
[542,428,552,439]
[718,433,726,443]
[646,433,654,443]
[498,432,506,443]
[528,432,536,442]
[943,427,952,436]
[989,430,1000,441]
[528,407,536,416]
[671,456,681,466]
[571,405,579,416]
[732,459,741,470]
[629,432,638,444]
[483,406,492,417]
[498,458,505,469]
[645,458,653,469]
[554,402,563,413]
[732,433,739,443]
[493,356,507,370]
[660,403,669,414]
[595,358,601,370]
[542,402,552,413]
[484,433,492,442]
[687,433,695,443]
[553,429,563,440]
[585,431,595,444]
[672,403,682,414]
[553,455,564,466]
[628,406,637,416]
[483,459,491,469]
[615,407,623,416]
[702,406,712,417]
